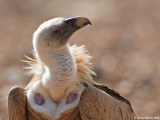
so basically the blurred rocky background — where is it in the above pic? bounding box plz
[0,0,160,119]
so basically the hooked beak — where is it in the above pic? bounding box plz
[64,17,91,29]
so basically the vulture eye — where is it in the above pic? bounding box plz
[54,30,62,35]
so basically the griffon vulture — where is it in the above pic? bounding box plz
[8,17,137,120]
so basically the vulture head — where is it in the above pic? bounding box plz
[33,17,91,63]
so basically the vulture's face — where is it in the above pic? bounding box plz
[33,17,91,53]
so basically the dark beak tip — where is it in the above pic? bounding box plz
[88,21,92,25]
[85,22,91,26]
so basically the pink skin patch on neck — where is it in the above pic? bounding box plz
[66,92,78,104]
[34,93,45,105]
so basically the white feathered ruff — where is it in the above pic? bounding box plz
[23,45,96,87]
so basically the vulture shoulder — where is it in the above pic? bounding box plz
[8,86,27,120]
[79,85,137,120]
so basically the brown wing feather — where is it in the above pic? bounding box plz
[93,83,134,111]
[79,86,137,120]
[8,86,27,120]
